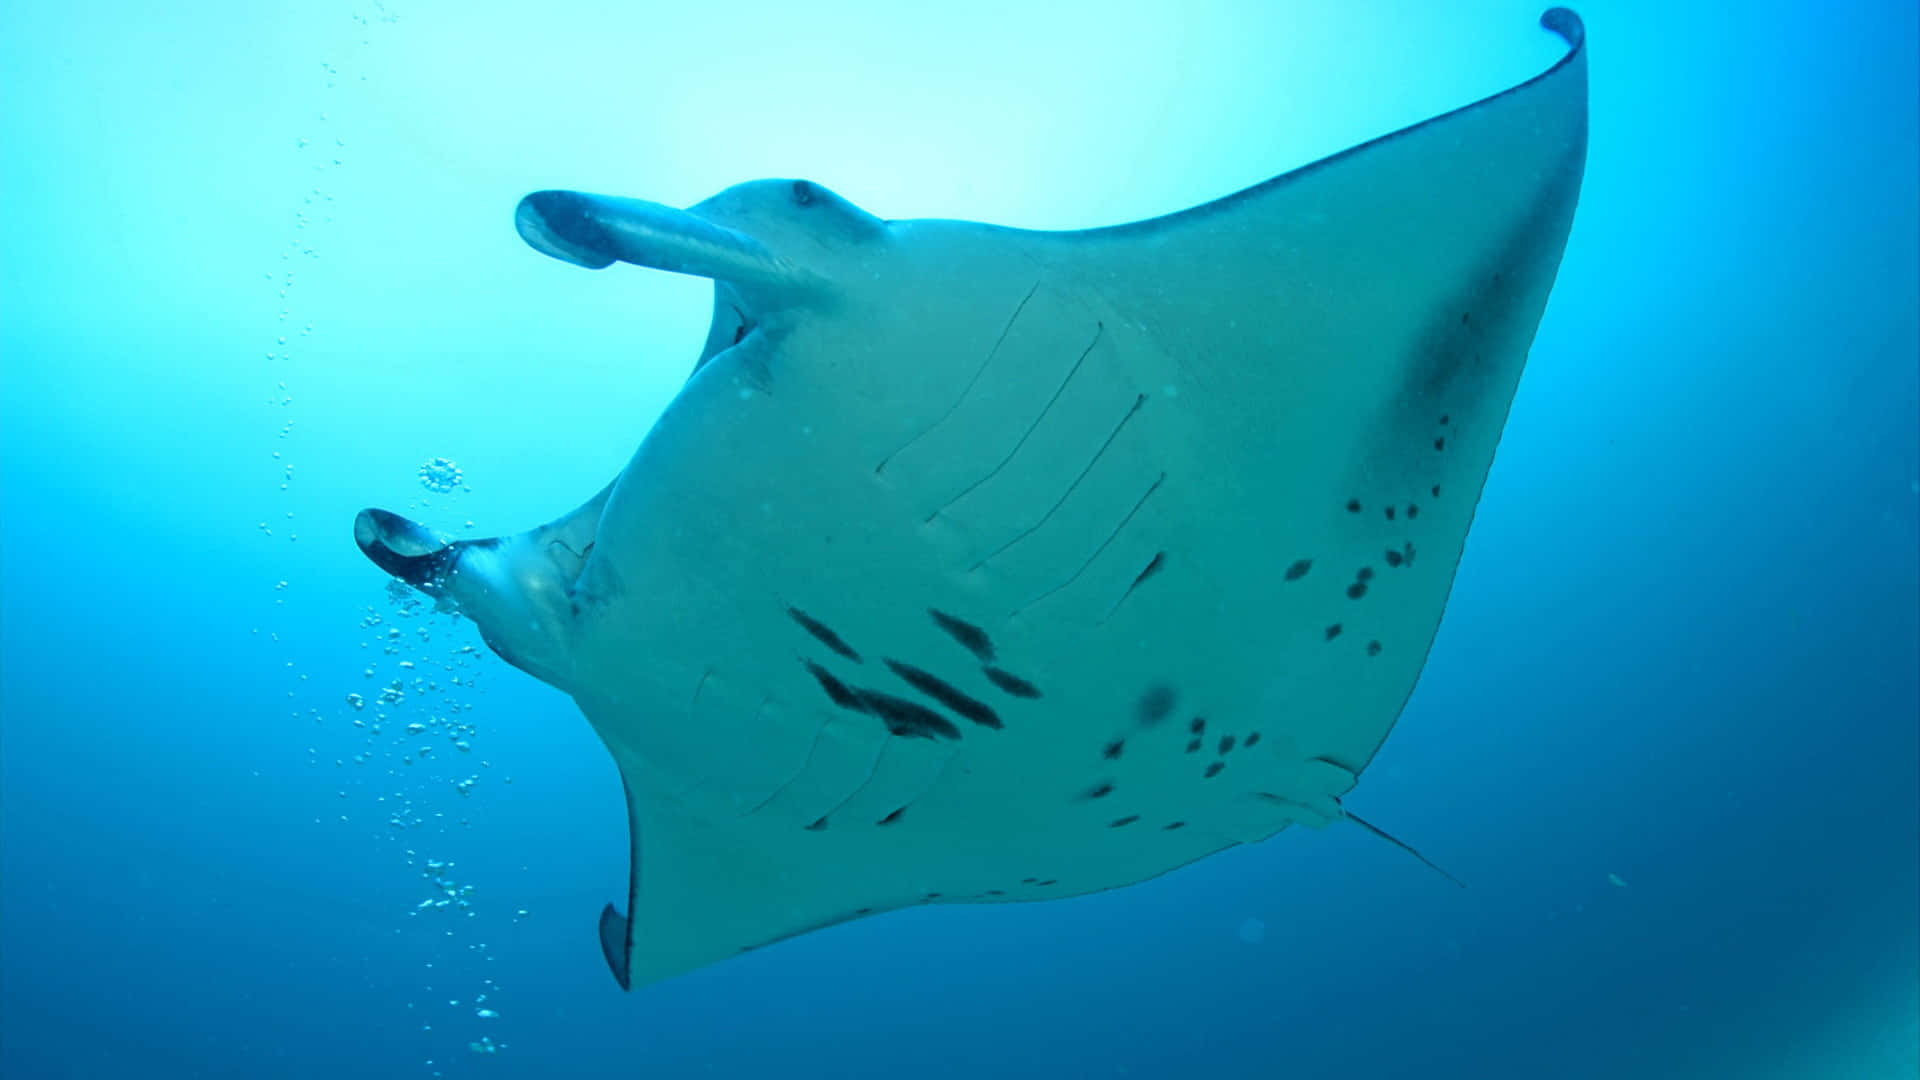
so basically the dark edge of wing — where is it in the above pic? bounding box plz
[597,774,640,991]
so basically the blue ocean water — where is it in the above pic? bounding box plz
[2,1,1914,1077]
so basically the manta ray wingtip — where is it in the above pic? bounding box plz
[1539,7,1584,47]
[598,902,634,991]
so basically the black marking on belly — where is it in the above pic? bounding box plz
[858,689,962,740]
[1102,739,1125,760]
[805,816,828,831]
[1163,821,1186,831]
[1431,484,1442,497]
[1217,735,1236,755]
[1434,436,1447,451]
[1132,552,1166,587]
[802,660,865,711]
[1385,505,1397,520]
[1439,414,1451,426]
[1347,582,1368,599]
[1203,762,1225,778]
[929,609,995,662]
[1346,498,1362,513]
[1325,623,1343,641]
[787,607,861,663]
[1185,737,1202,753]
[1082,781,1116,800]
[1406,504,1419,519]
[985,889,1005,896]
[1110,815,1140,828]
[1137,685,1176,726]
[1284,558,1312,582]
[885,658,1001,729]
[1102,549,1168,623]
[1035,879,1058,887]
[1358,567,1374,582]
[1244,731,1261,747]
[1189,716,1206,735]
[878,807,905,826]
[982,666,1041,699]
[1367,640,1383,657]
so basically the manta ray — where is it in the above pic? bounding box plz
[354,9,1587,989]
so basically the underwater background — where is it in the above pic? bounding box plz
[2,1,1915,1077]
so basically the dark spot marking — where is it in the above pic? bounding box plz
[1461,311,1471,325]
[805,817,828,831]
[1137,685,1176,726]
[1185,737,1202,753]
[1022,877,1038,884]
[1385,506,1396,520]
[1407,504,1419,519]
[983,666,1041,698]
[1189,716,1206,734]
[859,689,962,740]
[1347,582,1368,599]
[787,607,860,663]
[878,807,904,826]
[1217,735,1236,754]
[1035,879,1058,887]
[1346,498,1362,513]
[1367,640,1383,657]
[929,609,995,662]
[1203,762,1225,778]
[1284,559,1312,581]
[884,658,1001,729]
[985,889,1004,896]
[1244,732,1261,748]
[1110,815,1140,828]
[1131,552,1166,588]
[1103,739,1125,760]
[791,180,816,206]
[1163,821,1186,831]
[1384,549,1405,567]
[1439,414,1451,426]
[1357,567,1374,581]
[1404,542,1417,564]
[1431,484,1441,497]
[1083,781,1115,800]
[803,660,866,712]
[1325,623,1343,640]
[855,907,874,915]
[1434,437,1446,451]
[923,892,942,901]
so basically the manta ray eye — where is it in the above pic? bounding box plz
[791,180,816,207]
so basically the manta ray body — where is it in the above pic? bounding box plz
[355,10,1587,989]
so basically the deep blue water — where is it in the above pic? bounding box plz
[3,1,1915,1077]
